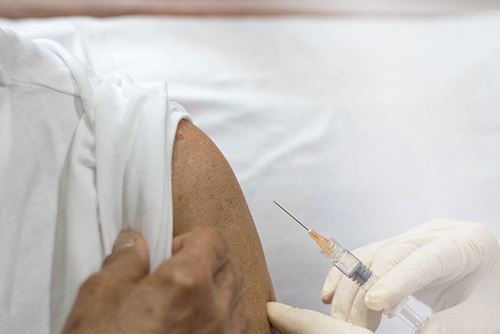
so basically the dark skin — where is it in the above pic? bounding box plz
[64,120,274,333]
[63,227,249,334]
[172,120,275,334]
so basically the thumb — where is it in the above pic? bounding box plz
[267,302,373,334]
[365,239,474,311]
[418,307,465,334]
[101,230,150,282]
[419,314,451,334]
[419,303,497,334]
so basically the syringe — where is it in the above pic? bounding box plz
[273,201,428,333]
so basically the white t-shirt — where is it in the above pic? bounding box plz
[0,28,189,333]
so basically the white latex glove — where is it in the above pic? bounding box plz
[267,302,373,334]
[321,219,500,333]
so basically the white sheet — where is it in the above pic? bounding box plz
[2,12,500,333]
[0,28,188,333]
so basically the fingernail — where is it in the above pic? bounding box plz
[114,230,136,251]
[320,277,331,302]
[320,291,330,303]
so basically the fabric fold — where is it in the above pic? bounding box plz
[0,28,189,333]
[47,47,190,331]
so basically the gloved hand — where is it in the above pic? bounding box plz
[267,302,373,334]
[321,219,500,333]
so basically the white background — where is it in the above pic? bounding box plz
[2,6,500,332]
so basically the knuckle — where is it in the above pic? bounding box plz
[160,264,203,292]
[184,226,229,256]
[217,259,244,292]
[468,222,495,240]
[409,260,433,283]
[204,227,228,249]
[102,252,149,280]
[101,253,117,267]
[154,261,178,284]
[128,252,149,273]
[175,273,199,291]
[380,251,400,267]
[79,272,110,294]
[64,314,85,333]
[464,223,498,260]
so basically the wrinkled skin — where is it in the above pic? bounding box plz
[63,226,249,334]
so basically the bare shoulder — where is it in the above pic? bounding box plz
[172,119,274,334]
[172,119,242,227]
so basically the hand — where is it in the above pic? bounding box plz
[267,302,373,334]
[321,219,500,333]
[63,226,249,334]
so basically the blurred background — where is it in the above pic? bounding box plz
[2,1,500,332]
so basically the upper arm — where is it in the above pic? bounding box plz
[172,120,274,333]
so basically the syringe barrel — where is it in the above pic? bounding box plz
[329,244,366,279]
[329,246,427,333]
[350,262,372,286]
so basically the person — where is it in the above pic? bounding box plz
[0,28,273,333]
[267,219,500,333]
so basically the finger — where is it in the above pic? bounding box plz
[363,239,419,312]
[365,238,479,311]
[69,230,150,317]
[321,267,342,304]
[419,313,450,334]
[101,230,150,283]
[151,227,229,293]
[322,243,378,304]
[419,307,465,334]
[420,303,497,334]
[266,302,373,334]
[347,286,382,331]
[331,276,360,320]
[169,226,229,276]
[330,246,376,320]
[369,238,419,275]
[214,259,245,310]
